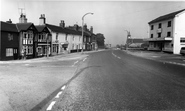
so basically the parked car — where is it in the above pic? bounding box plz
[180,47,185,56]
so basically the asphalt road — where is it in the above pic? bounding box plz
[47,49,185,110]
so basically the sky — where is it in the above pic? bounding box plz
[1,0,185,46]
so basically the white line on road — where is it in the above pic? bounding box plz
[83,58,87,61]
[46,101,56,111]
[61,85,66,90]
[55,91,63,98]
[117,57,121,59]
[72,61,79,67]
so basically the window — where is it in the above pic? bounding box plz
[158,33,161,38]
[167,32,171,37]
[158,23,162,28]
[151,34,153,38]
[8,33,13,41]
[180,38,185,43]
[151,25,154,30]
[56,33,58,40]
[28,46,33,54]
[6,48,13,56]
[168,21,171,27]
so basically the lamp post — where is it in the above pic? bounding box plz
[81,12,93,53]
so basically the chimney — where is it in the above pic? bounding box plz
[90,26,93,33]
[74,24,79,31]
[6,19,12,23]
[59,20,65,28]
[83,24,87,31]
[39,14,46,25]
[19,14,27,23]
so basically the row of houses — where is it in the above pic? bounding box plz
[0,13,98,60]
[145,9,185,54]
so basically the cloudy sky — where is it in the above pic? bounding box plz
[1,0,185,46]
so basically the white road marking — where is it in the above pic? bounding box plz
[117,57,121,59]
[55,91,63,98]
[61,85,66,90]
[83,58,87,61]
[72,61,79,67]
[46,101,56,111]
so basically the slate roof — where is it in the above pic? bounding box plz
[149,9,185,24]
[46,24,82,36]
[0,21,18,32]
[35,25,49,32]
[16,23,34,31]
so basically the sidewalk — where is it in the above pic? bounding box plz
[0,52,86,64]
[124,50,185,66]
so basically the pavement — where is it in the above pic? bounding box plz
[124,49,185,66]
[0,50,104,64]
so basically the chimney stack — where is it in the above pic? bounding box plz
[39,14,46,25]
[59,20,65,28]
[74,24,79,31]
[83,24,87,31]
[90,26,93,33]
[6,19,12,23]
[19,14,27,23]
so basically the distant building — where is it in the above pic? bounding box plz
[127,38,146,48]
[145,9,185,54]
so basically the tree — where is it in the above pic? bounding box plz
[96,33,105,48]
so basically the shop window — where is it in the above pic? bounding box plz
[6,48,13,56]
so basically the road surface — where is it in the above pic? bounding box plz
[47,49,185,110]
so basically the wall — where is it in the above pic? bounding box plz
[173,11,185,54]
[150,18,173,38]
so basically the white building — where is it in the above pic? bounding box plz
[145,9,185,54]
[38,14,83,55]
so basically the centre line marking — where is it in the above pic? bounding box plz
[61,85,66,90]
[83,58,87,61]
[46,101,56,111]
[55,91,63,98]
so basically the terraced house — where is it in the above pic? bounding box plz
[0,20,19,60]
[0,13,97,60]
[146,9,185,54]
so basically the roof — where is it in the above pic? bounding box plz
[46,24,82,36]
[149,9,185,24]
[35,25,49,32]
[0,21,18,32]
[16,23,35,31]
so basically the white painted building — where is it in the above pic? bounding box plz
[145,9,185,54]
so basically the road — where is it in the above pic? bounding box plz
[48,49,185,110]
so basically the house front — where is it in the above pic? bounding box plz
[145,9,185,54]
[35,25,51,57]
[0,21,19,60]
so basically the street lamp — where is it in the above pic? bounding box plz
[81,12,93,53]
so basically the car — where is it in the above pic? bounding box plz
[180,47,185,56]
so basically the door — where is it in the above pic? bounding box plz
[13,48,18,60]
